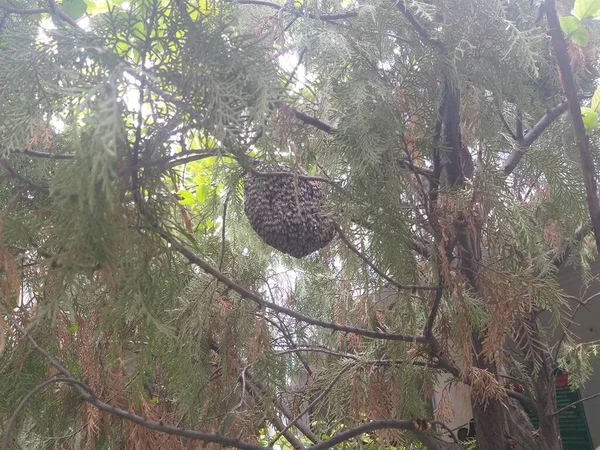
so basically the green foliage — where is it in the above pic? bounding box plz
[573,0,600,20]
[62,0,88,19]
[560,16,581,35]
[0,0,597,448]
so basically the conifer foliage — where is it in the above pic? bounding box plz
[1,0,600,448]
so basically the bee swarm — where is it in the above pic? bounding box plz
[243,164,336,258]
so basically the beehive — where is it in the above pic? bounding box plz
[243,164,336,258]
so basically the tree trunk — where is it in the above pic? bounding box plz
[469,347,561,450]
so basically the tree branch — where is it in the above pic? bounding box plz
[22,149,75,159]
[246,375,321,444]
[47,0,81,28]
[225,0,357,21]
[423,277,444,338]
[274,347,440,368]
[1,159,50,194]
[7,315,268,450]
[544,0,600,258]
[335,224,440,291]
[281,104,336,134]
[551,391,600,416]
[502,101,569,175]
[0,4,49,14]
[2,377,93,450]
[118,149,223,175]
[309,420,431,450]
[135,200,427,343]
[269,364,352,446]
[281,106,434,180]
[398,158,435,179]
[250,168,335,185]
[497,107,517,141]
[516,108,524,141]
[391,0,444,50]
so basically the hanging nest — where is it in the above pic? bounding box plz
[243,164,336,258]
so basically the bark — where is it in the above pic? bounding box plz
[448,130,561,450]
[544,0,600,257]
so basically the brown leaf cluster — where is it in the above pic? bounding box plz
[27,124,53,150]
[468,367,507,407]
[433,385,454,424]
[247,317,270,364]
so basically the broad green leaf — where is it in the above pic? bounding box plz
[571,26,590,46]
[582,106,595,114]
[177,189,195,205]
[83,0,110,14]
[131,20,146,40]
[199,0,218,14]
[195,183,210,203]
[62,0,87,19]
[573,0,600,19]
[582,111,598,131]
[592,88,600,111]
[560,16,580,34]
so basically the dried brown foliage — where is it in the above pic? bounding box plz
[433,385,454,424]
[247,317,270,364]
[468,367,507,407]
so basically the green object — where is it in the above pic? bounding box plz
[522,375,594,450]
[574,0,600,20]
[571,26,590,46]
[61,0,88,19]
[560,16,580,35]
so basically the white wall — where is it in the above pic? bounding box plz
[552,263,600,447]
[431,262,600,446]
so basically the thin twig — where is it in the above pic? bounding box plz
[555,290,600,359]
[219,192,230,271]
[335,224,440,291]
[22,149,74,159]
[283,48,307,91]
[497,106,517,141]
[245,375,321,444]
[269,364,352,446]
[430,420,459,444]
[522,172,542,202]
[250,168,335,185]
[135,199,427,343]
[274,347,361,360]
[279,104,336,134]
[551,391,600,416]
[392,0,443,49]
[1,159,50,194]
[398,158,435,178]
[6,315,267,450]
[274,347,438,368]
[0,4,49,14]
[271,313,313,376]
[2,377,92,450]
[423,277,444,338]
[47,0,81,28]
[118,149,223,175]
[224,0,357,21]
